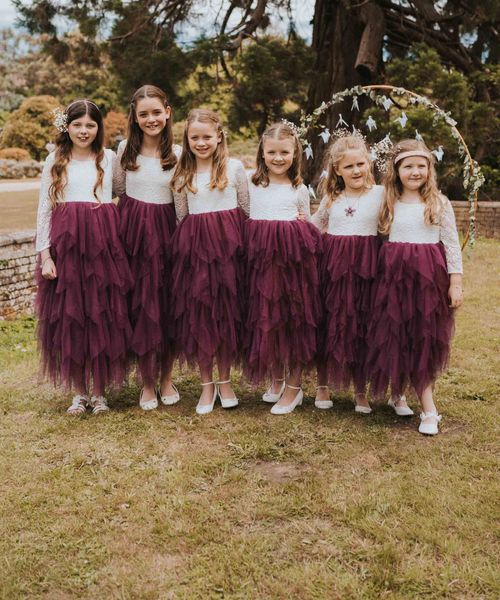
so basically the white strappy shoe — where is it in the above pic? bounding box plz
[160,383,180,406]
[217,379,239,409]
[196,382,218,415]
[388,395,414,416]
[418,411,442,436]
[139,388,158,411]
[314,385,333,409]
[354,403,372,414]
[270,384,303,415]
[89,395,110,415]
[262,378,285,403]
[67,394,88,415]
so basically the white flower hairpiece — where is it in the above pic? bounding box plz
[280,119,300,137]
[52,107,68,133]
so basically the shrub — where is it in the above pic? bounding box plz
[103,110,128,149]
[0,148,31,161]
[0,159,43,179]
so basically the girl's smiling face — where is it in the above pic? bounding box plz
[262,137,295,180]
[334,149,370,193]
[187,120,221,161]
[68,113,98,150]
[135,96,170,138]
[397,156,429,192]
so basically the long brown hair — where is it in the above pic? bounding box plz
[121,84,176,172]
[251,122,303,188]
[319,135,374,209]
[49,99,105,208]
[171,108,228,194]
[379,139,444,236]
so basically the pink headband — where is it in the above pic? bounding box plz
[394,150,432,164]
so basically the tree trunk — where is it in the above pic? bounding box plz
[304,0,384,184]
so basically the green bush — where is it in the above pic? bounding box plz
[0,148,32,161]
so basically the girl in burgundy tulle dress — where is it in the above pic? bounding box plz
[312,135,383,415]
[367,139,463,435]
[35,100,132,415]
[114,85,180,411]
[170,109,249,415]
[244,122,322,415]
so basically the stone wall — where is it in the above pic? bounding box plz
[0,201,499,319]
[0,230,37,319]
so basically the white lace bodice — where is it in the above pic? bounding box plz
[113,140,180,203]
[173,158,250,222]
[389,199,463,273]
[311,185,384,236]
[248,179,311,221]
[36,149,115,252]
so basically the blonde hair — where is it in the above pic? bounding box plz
[379,139,444,236]
[319,135,374,209]
[251,122,303,188]
[171,108,228,193]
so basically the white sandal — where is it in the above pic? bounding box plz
[388,395,414,416]
[67,394,88,415]
[139,388,158,411]
[217,379,239,409]
[418,411,442,436]
[196,381,218,415]
[160,383,180,406]
[262,378,285,403]
[89,396,110,415]
[270,383,303,415]
[314,385,333,409]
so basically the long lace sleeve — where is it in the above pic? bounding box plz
[234,161,250,216]
[310,195,330,233]
[112,140,126,198]
[439,197,463,274]
[297,185,312,220]
[36,154,55,252]
[173,189,189,223]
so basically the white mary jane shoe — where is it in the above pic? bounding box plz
[139,388,158,411]
[217,379,239,409]
[160,383,180,406]
[314,385,333,409]
[388,395,414,416]
[270,384,303,415]
[262,379,285,403]
[354,403,372,414]
[418,411,442,436]
[196,382,218,415]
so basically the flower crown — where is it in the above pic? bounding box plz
[52,107,68,133]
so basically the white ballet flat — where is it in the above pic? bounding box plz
[139,388,158,411]
[418,411,442,436]
[262,379,285,403]
[196,382,218,415]
[270,384,303,415]
[160,383,180,406]
[217,379,239,409]
[388,395,414,416]
[314,385,333,409]
[354,404,372,414]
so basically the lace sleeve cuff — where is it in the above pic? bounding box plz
[297,185,312,220]
[440,198,463,274]
[234,162,250,216]
[310,195,329,233]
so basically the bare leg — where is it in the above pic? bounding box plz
[198,363,215,406]
[217,363,236,400]
[275,366,302,407]
[159,353,176,397]
[270,365,285,395]
[316,361,330,402]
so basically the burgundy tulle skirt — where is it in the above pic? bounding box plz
[243,219,322,383]
[317,234,380,392]
[367,242,454,398]
[170,207,246,371]
[35,202,133,394]
[118,194,177,385]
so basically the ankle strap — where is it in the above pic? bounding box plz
[201,381,214,386]
[217,379,231,385]
[316,385,328,390]
[286,383,301,390]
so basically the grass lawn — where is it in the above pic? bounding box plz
[0,189,39,233]
[0,239,498,599]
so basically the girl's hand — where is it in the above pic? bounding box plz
[41,256,57,280]
[296,211,307,222]
[448,283,463,308]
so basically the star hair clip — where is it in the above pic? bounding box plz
[52,107,68,133]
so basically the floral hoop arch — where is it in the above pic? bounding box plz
[298,84,484,249]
